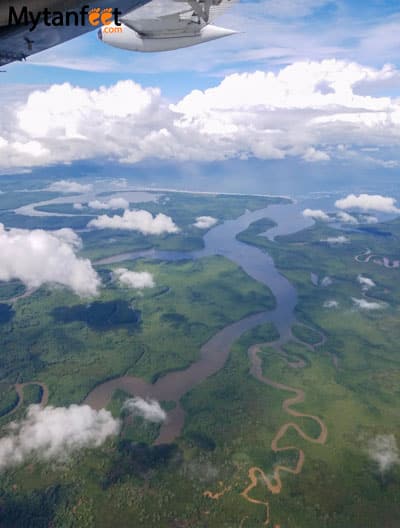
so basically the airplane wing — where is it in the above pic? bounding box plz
[177,0,238,24]
[100,0,238,52]
[0,0,151,66]
[122,0,237,36]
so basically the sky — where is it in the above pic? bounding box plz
[2,0,400,175]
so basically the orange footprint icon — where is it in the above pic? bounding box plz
[88,7,101,26]
[101,7,113,25]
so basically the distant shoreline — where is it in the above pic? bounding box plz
[102,186,293,202]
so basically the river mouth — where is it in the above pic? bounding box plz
[84,202,313,443]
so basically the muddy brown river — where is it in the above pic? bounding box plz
[84,203,313,443]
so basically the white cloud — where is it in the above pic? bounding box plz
[51,227,82,248]
[336,211,358,224]
[352,297,385,310]
[73,202,84,210]
[88,209,179,235]
[361,215,379,224]
[368,435,400,473]
[0,225,100,296]
[335,194,400,214]
[114,268,155,289]
[123,397,166,423]
[357,275,376,289]
[48,180,93,194]
[13,140,48,158]
[0,404,120,471]
[303,147,330,162]
[323,299,339,308]
[321,276,332,287]
[321,236,350,244]
[3,61,400,169]
[88,197,130,210]
[302,208,330,221]
[193,216,218,229]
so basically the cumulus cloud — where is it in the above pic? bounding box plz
[321,276,333,287]
[0,225,100,296]
[302,208,330,221]
[0,404,120,471]
[88,209,179,235]
[3,61,400,169]
[335,194,400,213]
[323,299,339,308]
[73,202,84,210]
[352,297,385,310]
[361,215,379,224]
[88,197,130,210]
[336,211,358,224]
[358,275,376,290]
[321,236,350,245]
[193,216,218,229]
[335,211,378,225]
[303,147,330,162]
[51,227,82,248]
[114,268,155,289]
[48,180,93,194]
[368,435,400,473]
[123,398,166,423]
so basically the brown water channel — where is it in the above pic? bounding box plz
[85,203,312,443]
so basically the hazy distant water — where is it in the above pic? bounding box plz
[108,159,400,202]
[17,159,400,204]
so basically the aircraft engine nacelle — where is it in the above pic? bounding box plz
[98,23,236,52]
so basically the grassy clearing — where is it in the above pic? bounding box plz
[292,324,323,345]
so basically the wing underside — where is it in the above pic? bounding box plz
[122,0,237,38]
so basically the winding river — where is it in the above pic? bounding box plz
[85,203,314,443]
[6,196,326,527]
